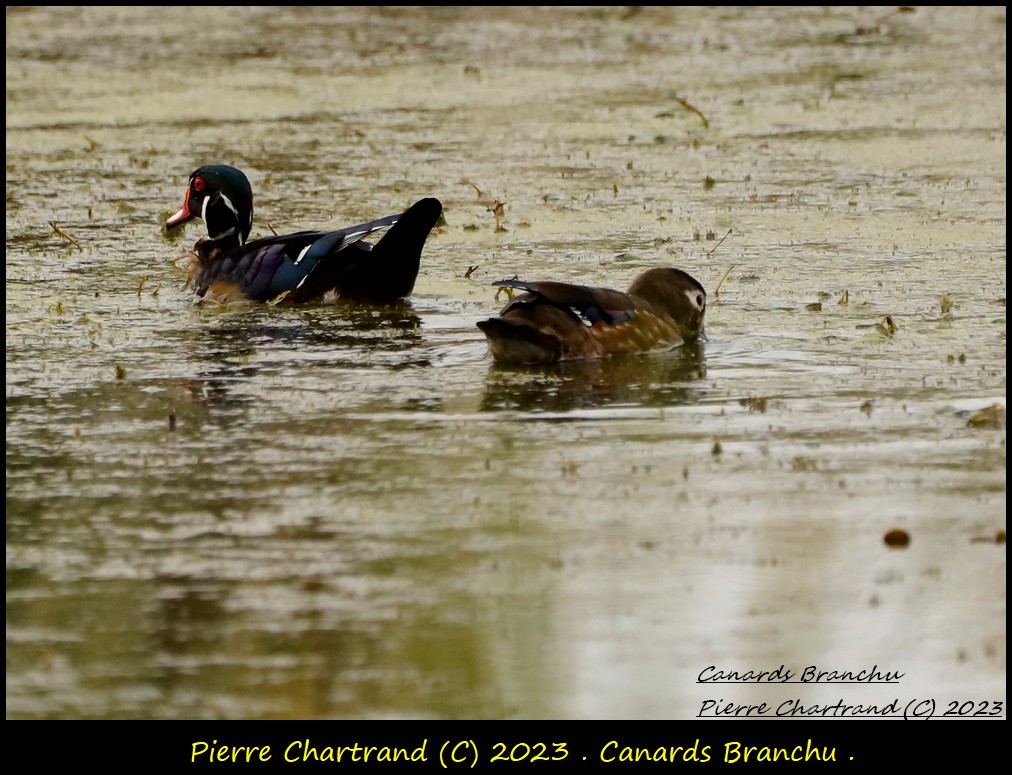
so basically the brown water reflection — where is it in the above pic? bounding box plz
[6,6,1005,720]
[481,344,708,413]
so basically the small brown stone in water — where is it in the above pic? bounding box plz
[883,529,910,548]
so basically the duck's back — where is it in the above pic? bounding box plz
[477,280,682,365]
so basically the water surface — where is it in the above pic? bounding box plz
[6,6,1006,719]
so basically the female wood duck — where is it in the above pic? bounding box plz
[477,268,706,364]
[164,165,442,303]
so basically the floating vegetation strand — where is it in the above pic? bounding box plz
[49,221,82,250]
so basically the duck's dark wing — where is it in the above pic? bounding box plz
[191,214,395,302]
[491,278,638,325]
[191,199,441,303]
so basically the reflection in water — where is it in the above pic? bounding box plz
[481,343,706,413]
[164,301,426,413]
[5,6,1005,722]
[182,300,424,360]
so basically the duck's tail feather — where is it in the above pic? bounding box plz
[477,318,562,365]
[335,198,442,301]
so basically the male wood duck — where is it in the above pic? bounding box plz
[476,268,706,364]
[164,165,442,303]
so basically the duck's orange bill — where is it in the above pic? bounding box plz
[165,186,194,228]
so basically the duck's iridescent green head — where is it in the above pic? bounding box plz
[165,165,254,248]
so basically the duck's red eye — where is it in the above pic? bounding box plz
[193,176,206,192]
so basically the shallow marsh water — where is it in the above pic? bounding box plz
[5,6,1006,719]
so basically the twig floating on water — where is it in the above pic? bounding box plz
[488,199,507,232]
[49,221,82,250]
[713,263,736,299]
[674,96,709,129]
[706,228,732,257]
